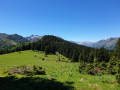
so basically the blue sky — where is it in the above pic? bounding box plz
[0,0,120,42]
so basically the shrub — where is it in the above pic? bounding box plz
[97,62,108,75]
[85,64,95,75]
[6,65,46,76]
[79,62,95,75]
[107,56,119,75]
[116,64,120,84]
[33,65,46,75]
[79,62,106,75]
[107,61,118,75]
[36,70,46,75]
[79,62,87,73]
[24,70,36,76]
[116,73,120,84]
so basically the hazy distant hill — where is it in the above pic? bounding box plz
[25,35,64,41]
[77,37,119,50]
[0,33,29,50]
[7,34,29,43]
[0,33,9,39]
[0,38,17,49]
[0,33,119,50]
[26,35,43,41]
[77,41,95,46]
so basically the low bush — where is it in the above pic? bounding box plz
[79,62,111,75]
[107,61,118,75]
[85,64,95,75]
[6,65,46,76]
[24,70,36,76]
[116,64,120,84]
[79,62,87,73]
[116,73,120,84]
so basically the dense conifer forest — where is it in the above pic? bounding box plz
[0,35,111,62]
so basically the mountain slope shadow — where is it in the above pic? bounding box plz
[0,76,74,90]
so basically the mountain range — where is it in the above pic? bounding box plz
[27,35,119,50]
[26,35,43,41]
[0,33,29,50]
[77,37,119,50]
[0,33,119,50]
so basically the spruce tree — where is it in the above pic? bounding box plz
[88,53,94,63]
[79,53,84,62]
[115,38,120,59]
[96,47,109,62]
[72,50,79,62]
[45,46,50,55]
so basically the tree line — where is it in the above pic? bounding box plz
[0,35,111,63]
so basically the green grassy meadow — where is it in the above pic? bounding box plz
[0,50,120,90]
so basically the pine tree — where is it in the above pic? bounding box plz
[96,47,109,62]
[79,53,84,62]
[115,38,120,59]
[72,50,79,62]
[88,53,94,63]
[45,46,50,55]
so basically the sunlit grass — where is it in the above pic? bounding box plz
[0,50,120,90]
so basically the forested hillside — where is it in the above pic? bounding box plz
[0,33,8,39]
[0,38,17,50]
[0,34,29,50]
[78,37,119,50]
[0,35,110,63]
[6,34,29,43]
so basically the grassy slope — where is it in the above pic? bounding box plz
[0,50,120,90]
[0,38,17,50]
[0,38,17,46]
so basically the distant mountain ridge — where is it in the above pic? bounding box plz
[0,33,9,39]
[25,35,63,41]
[7,34,29,43]
[0,33,119,50]
[26,35,43,41]
[77,37,119,50]
[0,33,29,50]
[77,41,96,46]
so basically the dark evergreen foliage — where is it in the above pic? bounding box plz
[96,47,110,62]
[6,34,29,43]
[0,35,94,62]
[0,34,29,50]
[0,35,112,63]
